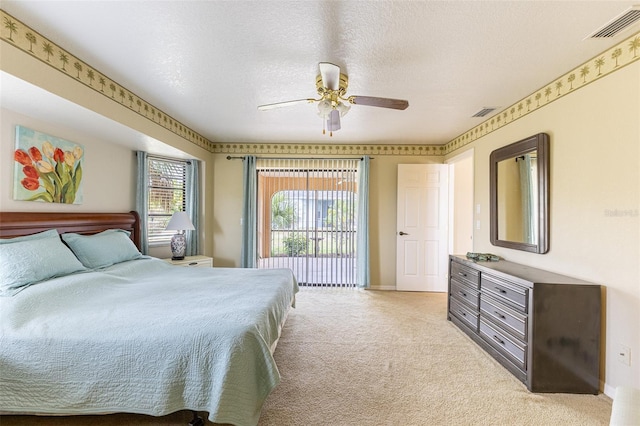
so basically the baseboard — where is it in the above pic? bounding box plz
[368,285,396,291]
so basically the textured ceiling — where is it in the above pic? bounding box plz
[1,1,639,146]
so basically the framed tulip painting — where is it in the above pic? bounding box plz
[13,125,84,204]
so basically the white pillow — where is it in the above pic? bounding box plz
[61,229,142,269]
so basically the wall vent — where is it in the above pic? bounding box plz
[587,6,640,38]
[471,107,498,118]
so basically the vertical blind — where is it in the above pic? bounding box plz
[256,158,359,287]
[147,156,188,245]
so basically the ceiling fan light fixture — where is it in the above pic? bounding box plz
[317,99,332,118]
[336,101,351,117]
[259,62,409,135]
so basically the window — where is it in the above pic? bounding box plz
[146,156,188,246]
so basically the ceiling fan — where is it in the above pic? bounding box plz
[258,62,409,136]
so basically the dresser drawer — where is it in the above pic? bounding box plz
[480,319,527,371]
[450,280,480,310]
[480,295,527,341]
[450,298,478,331]
[481,274,528,313]
[451,261,480,289]
[163,255,213,268]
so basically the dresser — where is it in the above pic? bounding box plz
[448,255,601,394]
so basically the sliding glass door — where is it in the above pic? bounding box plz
[256,158,358,287]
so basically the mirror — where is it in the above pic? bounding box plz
[490,133,549,253]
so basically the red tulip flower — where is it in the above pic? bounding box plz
[21,177,40,191]
[53,148,65,163]
[22,165,39,179]
[14,149,32,166]
[28,146,43,162]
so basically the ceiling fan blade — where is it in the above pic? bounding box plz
[258,99,315,111]
[327,109,341,132]
[350,95,409,110]
[319,62,340,90]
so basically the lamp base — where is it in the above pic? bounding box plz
[170,232,187,261]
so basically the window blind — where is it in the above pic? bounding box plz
[147,156,187,246]
[256,158,359,287]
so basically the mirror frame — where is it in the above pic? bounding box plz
[490,133,550,254]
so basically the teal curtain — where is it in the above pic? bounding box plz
[185,159,201,256]
[356,156,370,288]
[135,151,149,255]
[241,155,257,268]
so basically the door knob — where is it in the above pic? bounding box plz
[399,231,409,236]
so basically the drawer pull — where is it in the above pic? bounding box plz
[494,311,506,320]
[188,262,198,266]
[458,310,467,317]
[492,335,505,345]
[458,290,467,297]
[458,272,467,277]
[495,287,507,294]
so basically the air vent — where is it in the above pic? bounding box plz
[588,6,640,38]
[471,107,498,118]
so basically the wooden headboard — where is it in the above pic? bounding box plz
[0,211,141,250]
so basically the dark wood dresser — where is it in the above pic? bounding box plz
[447,255,602,394]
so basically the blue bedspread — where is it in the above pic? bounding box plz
[0,258,298,426]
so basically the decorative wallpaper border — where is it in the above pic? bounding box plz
[212,143,446,156]
[443,30,640,155]
[1,10,215,152]
[2,9,638,157]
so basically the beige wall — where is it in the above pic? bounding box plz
[211,154,244,267]
[212,154,442,289]
[0,42,216,258]
[1,108,135,212]
[447,61,640,394]
[369,155,443,288]
[0,104,212,259]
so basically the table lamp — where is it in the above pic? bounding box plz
[165,211,195,260]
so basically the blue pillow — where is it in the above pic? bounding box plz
[61,229,142,269]
[0,232,87,296]
[0,229,60,244]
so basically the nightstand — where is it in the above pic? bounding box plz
[162,255,213,268]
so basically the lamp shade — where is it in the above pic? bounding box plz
[317,99,332,118]
[336,101,351,117]
[165,211,195,231]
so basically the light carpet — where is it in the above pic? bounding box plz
[0,289,612,426]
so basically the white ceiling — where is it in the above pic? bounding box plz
[2,1,639,146]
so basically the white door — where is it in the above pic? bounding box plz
[396,164,449,292]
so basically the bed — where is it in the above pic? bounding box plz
[0,211,298,426]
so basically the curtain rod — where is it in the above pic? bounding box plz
[226,155,373,161]
[144,152,193,165]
